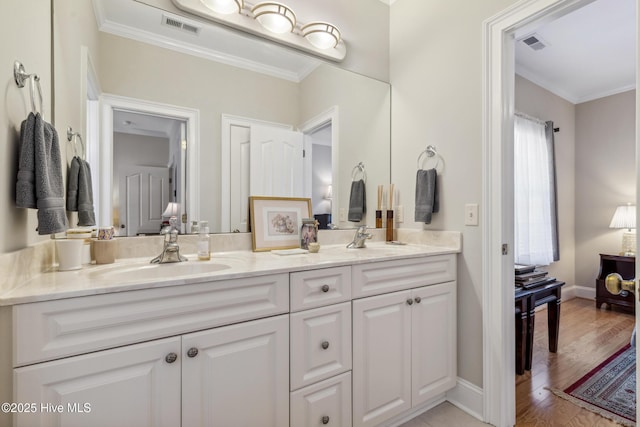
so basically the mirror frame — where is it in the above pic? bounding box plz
[97,94,200,232]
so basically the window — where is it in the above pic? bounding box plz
[514,114,559,266]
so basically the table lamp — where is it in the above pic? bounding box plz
[609,204,636,256]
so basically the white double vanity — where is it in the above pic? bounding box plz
[0,231,459,427]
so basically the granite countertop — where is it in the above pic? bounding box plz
[0,242,459,306]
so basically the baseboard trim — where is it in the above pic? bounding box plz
[572,285,595,300]
[384,395,447,427]
[446,377,485,422]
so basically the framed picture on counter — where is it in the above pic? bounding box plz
[249,196,312,252]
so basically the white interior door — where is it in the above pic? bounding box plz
[119,166,170,236]
[230,124,251,232]
[250,125,304,198]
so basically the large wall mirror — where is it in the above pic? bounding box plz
[54,0,391,235]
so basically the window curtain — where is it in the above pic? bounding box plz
[514,113,559,266]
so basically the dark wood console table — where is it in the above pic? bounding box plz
[596,254,635,313]
[515,280,565,375]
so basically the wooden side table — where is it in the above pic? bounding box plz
[595,254,635,313]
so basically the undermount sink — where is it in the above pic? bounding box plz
[89,260,231,281]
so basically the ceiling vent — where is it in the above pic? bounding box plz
[521,34,548,51]
[161,14,201,35]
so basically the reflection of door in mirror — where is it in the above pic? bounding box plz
[306,122,333,228]
[111,110,186,236]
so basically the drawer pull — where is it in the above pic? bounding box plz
[187,347,199,358]
[322,415,330,424]
[321,284,330,293]
[321,340,330,350]
[406,298,414,305]
[415,296,422,304]
[165,353,178,364]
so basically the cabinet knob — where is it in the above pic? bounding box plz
[187,347,199,358]
[322,415,330,424]
[165,352,178,364]
[406,298,414,305]
[321,284,330,293]
[321,340,330,350]
[415,297,422,304]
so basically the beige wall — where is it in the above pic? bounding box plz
[575,91,636,288]
[390,0,519,388]
[515,75,576,288]
[1,0,52,254]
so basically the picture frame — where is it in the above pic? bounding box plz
[249,196,313,252]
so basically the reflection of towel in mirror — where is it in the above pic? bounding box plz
[348,179,366,222]
[415,168,439,224]
[66,156,80,211]
[77,159,96,226]
[66,156,96,226]
[15,113,68,235]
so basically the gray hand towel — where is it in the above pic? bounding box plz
[348,179,366,222]
[66,156,80,211]
[34,115,68,235]
[16,113,37,208]
[415,168,439,224]
[77,159,96,226]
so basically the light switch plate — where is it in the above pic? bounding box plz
[397,205,404,223]
[465,203,479,226]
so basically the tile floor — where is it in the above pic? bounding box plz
[399,402,490,427]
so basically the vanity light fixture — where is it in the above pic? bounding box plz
[301,22,341,49]
[171,0,347,61]
[251,2,296,34]
[200,0,243,14]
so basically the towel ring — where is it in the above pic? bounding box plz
[351,162,366,182]
[417,145,442,171]
[67,127,85,159]
[14,61,44,118]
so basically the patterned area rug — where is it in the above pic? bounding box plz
[550,344,635,426]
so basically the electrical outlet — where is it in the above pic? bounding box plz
[465,203,479,226]
[397,205,404,223]
[339,208,346,222]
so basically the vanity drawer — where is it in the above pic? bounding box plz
[290,302,351,390]
[290,266,351,312]
[352,255,456,298]
[12,273,289,367]
[290,372,352,427]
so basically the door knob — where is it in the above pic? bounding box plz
[187,347,199,358]
[605,273,636,296]
[165,353,178,364]
[321,284,330,293]
[414,297,422,304]
[321,340,330,350]
[406,298,413,305]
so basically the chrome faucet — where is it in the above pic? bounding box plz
[151,217,188,264]
[347,225,372,249]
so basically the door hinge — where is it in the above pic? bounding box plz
[502,244,508,255]
[303,149,306,158]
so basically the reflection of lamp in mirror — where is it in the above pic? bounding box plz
[162,202,181,232]
[252,2,296,34]
[609,204,636,256]
[324,184,336,229]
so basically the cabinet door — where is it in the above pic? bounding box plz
[182,314,289,427]
[290,302,352,390]
[352,290,412,427]
[14,337,181,427]
[290,372,352,427]
[411,282,457,406]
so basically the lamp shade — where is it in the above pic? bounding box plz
[252,2,296,34]
[162,202,180,218]
[302,22,341,49]
[200,0,243,14]
[609,204,636,230]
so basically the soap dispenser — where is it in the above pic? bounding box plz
[197,220,211,261]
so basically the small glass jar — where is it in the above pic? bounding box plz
[191,220,199,234]
[300,218,318,250]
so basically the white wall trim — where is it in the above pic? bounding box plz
[482,1,596,426]
[446,378,484,422]
[99,94,200,233]
[572,285,596,300]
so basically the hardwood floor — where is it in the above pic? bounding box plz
[516,297,635,426]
